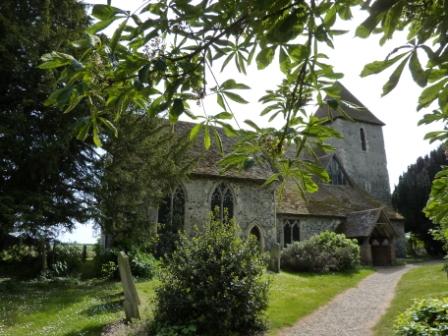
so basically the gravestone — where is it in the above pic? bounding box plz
[269,242,281,273]
[118,251,140,320]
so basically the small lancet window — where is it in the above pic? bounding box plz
[360,128,367,151]
[328,157,346,185]
[211,183,234,222]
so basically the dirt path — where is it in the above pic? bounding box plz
[278,265,415,336]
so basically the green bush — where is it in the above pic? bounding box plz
[50,244,83,276]
[281,231,360,273]
[100,260,119,280]
[394,297,448,335]
[152,216,269,336]
[93,248,158,280]
[93,249,119,280]
[128,250,159,280]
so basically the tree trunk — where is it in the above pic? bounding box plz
[40,240,48,273]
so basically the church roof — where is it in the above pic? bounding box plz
[342,208,398,238]
[314,82,385,126]
[175,121,402,221]
[277,181,402,220]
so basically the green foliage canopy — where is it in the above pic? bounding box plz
[95,113,191,250]
[392,146,445,256]
[0,0,96,239]
[40,1,448,240]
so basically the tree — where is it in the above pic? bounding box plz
[0,1,96,243]
[392,146,445,256]
[96,112,191,251]
[39,1,448,245]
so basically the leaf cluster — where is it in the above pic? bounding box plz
[40,0,361,197]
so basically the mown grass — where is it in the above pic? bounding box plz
[266,268,373,335]
[0,268,372,336]
[0,278,157,336]
[374,262,448,336]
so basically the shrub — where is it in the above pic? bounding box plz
[281,231,360,273]
[394,297,448,335]
[152,216,269,336]
[100,260,119,280]
[128,250,159,280]
[93,249,120,280]
[49,244,83,277]
[93,248,158,280]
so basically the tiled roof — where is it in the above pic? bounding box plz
[176,121,403,221]
[343,208,398,238]
[277,181,402,220]
[314,82,385,126]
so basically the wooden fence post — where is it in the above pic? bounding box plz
[117,251,140,320]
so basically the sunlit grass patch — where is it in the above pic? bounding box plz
[0,278,157,336]
[266,268,373,335]
[374,262,448,336]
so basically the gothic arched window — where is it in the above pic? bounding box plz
[158,186,185,233]
[283,219,300,247]
[211,183,234,222]
[360,128,367,151]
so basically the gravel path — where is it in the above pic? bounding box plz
[278,265,415,336]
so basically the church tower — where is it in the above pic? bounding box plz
[315,82,391,204]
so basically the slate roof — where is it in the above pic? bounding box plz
[277,181,402,220]
[314,82,385,126]
[343,208,398,238]
[175,121,403,221]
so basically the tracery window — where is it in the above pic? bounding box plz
[283,219,300,247]
[158,186,185,233]
[211,183,234,222]
[328,157,346,185]
[360,128,367,151]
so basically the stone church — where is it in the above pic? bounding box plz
[149,83,405,266]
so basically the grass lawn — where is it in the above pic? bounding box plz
[266,268,373,335]
[0,268,372,336]
[374,262,448,336]
[0,278,157,336]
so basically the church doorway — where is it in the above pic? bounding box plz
[370,237,392,266]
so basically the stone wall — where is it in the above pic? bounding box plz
[277,215,342,246]
[391,220,406,258]
[326,119,391,204]
[153,176,277,249]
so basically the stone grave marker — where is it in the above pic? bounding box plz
[269,242,281,273]
[118,251,141,320]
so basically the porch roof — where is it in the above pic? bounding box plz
[343,208,398,238]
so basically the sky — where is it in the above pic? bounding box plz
[59,1,442,243]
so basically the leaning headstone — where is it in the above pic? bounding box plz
[269,242,281,273]
[118,251,140,320]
